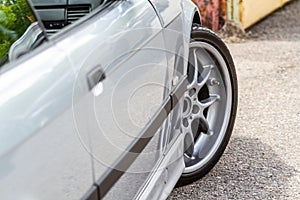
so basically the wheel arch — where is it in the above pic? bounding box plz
[180,0,202,32]
[180,0,202,78]
[192,10,201,25]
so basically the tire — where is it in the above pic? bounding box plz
[177,25,238,186]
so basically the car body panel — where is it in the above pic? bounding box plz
[148,0,181,27]
[51,0,172,198]
[0,41,94,199]
[0,0,200,199]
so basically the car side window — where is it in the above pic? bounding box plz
[30,0,109,36]
[0,0,43,68]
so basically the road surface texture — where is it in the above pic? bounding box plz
[169,0,300,199]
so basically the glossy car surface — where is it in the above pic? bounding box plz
[0,0,237,199]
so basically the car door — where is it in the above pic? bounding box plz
[47,0,173,199]
[0,1,94,199]
[149,0,188,168]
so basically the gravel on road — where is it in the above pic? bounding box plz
[169,0,300,199]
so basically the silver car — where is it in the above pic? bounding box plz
[0,0,238,199]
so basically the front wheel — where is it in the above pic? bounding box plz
[178,26,238,186]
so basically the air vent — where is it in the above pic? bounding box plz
[67,5,91,24]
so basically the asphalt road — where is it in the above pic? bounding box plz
[169,0,300,199]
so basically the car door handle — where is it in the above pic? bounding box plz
[87,65,106,91]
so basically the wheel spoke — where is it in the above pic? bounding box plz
[198,64,214,88]
[192,133,211,158]
[199,116,210,134]
[184,132,195,157]
[200,94,220,108]
[192,48,199,85]
[187,49,199,90]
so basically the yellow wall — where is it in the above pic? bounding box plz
[240,0,292,29]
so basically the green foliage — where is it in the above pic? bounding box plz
[0,0,36,67]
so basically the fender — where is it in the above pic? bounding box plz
[180,0,202,76]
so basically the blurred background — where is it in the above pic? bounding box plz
[192,0,292,31]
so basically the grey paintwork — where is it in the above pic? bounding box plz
[0,40,93,199]
[0,0,199,199]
